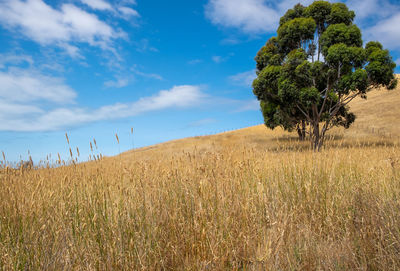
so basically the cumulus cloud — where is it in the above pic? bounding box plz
[229,70,256,87]
[0,0,124,54]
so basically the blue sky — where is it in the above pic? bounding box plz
[0,0,399,164]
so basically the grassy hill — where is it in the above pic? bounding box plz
[1,77,400,270]
[120,74,400,161]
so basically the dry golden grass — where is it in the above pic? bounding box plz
[1,77,400,270]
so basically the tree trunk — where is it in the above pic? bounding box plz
[301,120,306,140]
[297,126,303,140]
[296,120,307,141]
[311,122,321,151]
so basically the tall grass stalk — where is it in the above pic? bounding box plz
[1,138,400,270]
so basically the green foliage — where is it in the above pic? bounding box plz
[279,4,305,26]
[336,69,369,95]
[320,23,362,56]
[252,0,397,150]
[327,3,355,25]
[278,18,316,53]
[255,37,281,72]
[365,41,396,87]
[304,1,331,32]
[326,44,366,68]
[300,87,320,107]
[253,65,281,101]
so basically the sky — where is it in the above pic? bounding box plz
[0,0,399,164]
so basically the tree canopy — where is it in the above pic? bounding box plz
[252,0,397,150]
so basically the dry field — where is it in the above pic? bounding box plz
[1,77,400,270]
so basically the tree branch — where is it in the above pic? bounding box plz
[296,105,312,122]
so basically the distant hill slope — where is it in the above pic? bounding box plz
[343,74,400,138]
[120,75,399,160]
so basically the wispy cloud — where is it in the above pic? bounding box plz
[80,0,113,11]
[0,68,76,104]
[212,55,232,63]
[0,53,33,69]
[229,70,256,87]
[220,37,241,45]
[104,77,131,88]
[364,14,400,50]
[0,0,125,56]
[205,0,281,34]
[346,0,397,21]
[117,6,140,19]
[80,0,140,21]
[132,66,163,80]
[104,66,163,88]
[0,79,206,132]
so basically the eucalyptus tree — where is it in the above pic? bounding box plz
[252,1,397,150]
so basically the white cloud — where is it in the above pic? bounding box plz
[104,77,131,88]
[0,0,123,53]
[80,0,113,11]
[364,14,400,50]
[346,0,397,21]
[212,54,233,63]
[60,43,84,59]
[104,67,163,88]
[134,70,163,80]
[205,0,281,33]
[0,53,33,69]
[205,0,400,37]
[229,70,256,87]
[0,100,43,116]
[0,83,206,132]
[134,85,205,111]
[121,0,137,5]
[118,6,140,18]
[0,68,76,104]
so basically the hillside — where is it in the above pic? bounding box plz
[120,74,400,161]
